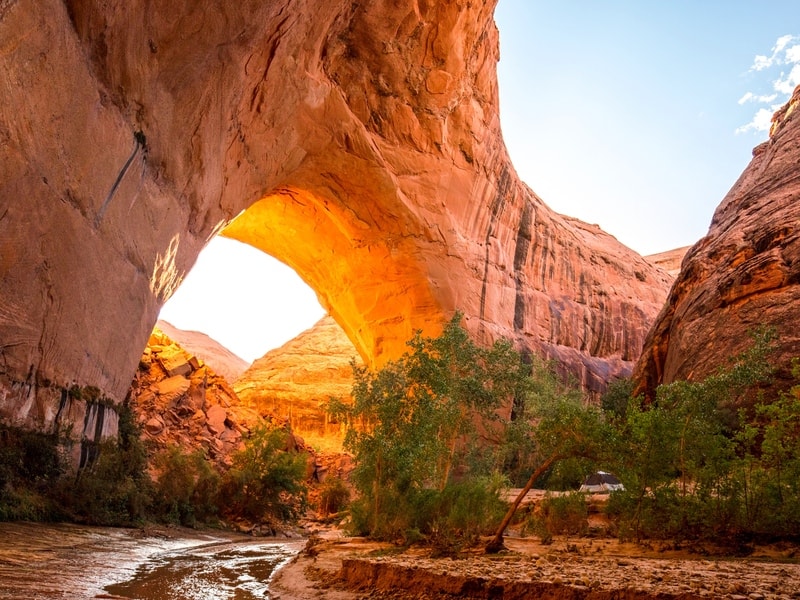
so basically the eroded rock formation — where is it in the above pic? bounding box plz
[156,320,249,383]
[1,0,670,440]
[634,87,800,396]
[644,247,690,278]
[133,326,260,467]
[131,327,347,484]
[234,316,357,452]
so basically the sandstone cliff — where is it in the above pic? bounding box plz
[0,1,670,440]
[234,316,358,452]
[634,86,800,396]
[155,320,249,383]
[644,247,690,278]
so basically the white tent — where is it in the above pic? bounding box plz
[579,471,624,493]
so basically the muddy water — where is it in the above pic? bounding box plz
[0,522,303,599]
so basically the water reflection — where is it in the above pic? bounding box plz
[0,523,302,600]
[105,540,301,599]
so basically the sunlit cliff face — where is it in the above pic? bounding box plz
[0,0,671,446]
[221,188,444,368]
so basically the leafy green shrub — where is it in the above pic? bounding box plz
[61,439,152,526]
[56,402,152,526]
[525,492,588,540]
[0,485,58,522]
[0,426,66,521]
[345,477,507,552]
[220,424,308,523]
[152,445,220,526]
[318,476,350,516]
[436,474,508,541]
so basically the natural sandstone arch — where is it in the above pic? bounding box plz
[0,0,671,441]
[221,188,443,366]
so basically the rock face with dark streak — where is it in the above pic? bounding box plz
[0,0,670,440]
[634,86,800,397]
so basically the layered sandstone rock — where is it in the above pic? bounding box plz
[132,327,261,467]
[156,320,249,383]
[644,247,690,278]
[0,0,670,439]
[635,86,800,396]
[234,316,358,452]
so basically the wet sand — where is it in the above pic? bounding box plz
[0,522,301,599]
[3,522,800,599]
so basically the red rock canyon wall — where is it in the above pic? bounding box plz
[0,0,671,439]
[634,87,800,396]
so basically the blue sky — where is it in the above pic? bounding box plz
[495,0,800,254]
[160,2,800,361]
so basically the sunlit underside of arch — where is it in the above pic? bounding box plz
[221,187,445,367]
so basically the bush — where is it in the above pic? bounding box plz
[436,475,508,542]
[60,439,152,526]
[56,402,152,526]
[318,476,350,516]
[524,492,588,541]
[219,424,308,523]
[152,445,220,526]
[0,426,67,521]
[345,474,507,553]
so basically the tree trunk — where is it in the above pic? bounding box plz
[485,451,560,553]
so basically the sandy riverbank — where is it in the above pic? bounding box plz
[270,531,800,599]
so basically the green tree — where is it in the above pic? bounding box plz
[732,358,800,538]
[608,328,776,541]
[486,380,610,552]
[329,313,527,542]
[220,424,308,523]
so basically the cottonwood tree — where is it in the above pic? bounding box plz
[328,313,529,541]
[608,328,779,541]
[485,375,610,553]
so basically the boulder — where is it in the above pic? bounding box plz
[152,375,190,407]
[205,405,228,436]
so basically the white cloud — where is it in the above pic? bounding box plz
[749,34,800,71]
[774,63,800,94]
[738,35,800,135]
[752,54,772,71]
[774,34,795,53]
[738,92,778,104]
[736,107,775,134]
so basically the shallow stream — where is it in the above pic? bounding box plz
[0,522,303,599]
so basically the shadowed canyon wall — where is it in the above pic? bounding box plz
[0,0,671,440]
[634,86,800,396]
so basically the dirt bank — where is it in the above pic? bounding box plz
[271,533,800,599]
